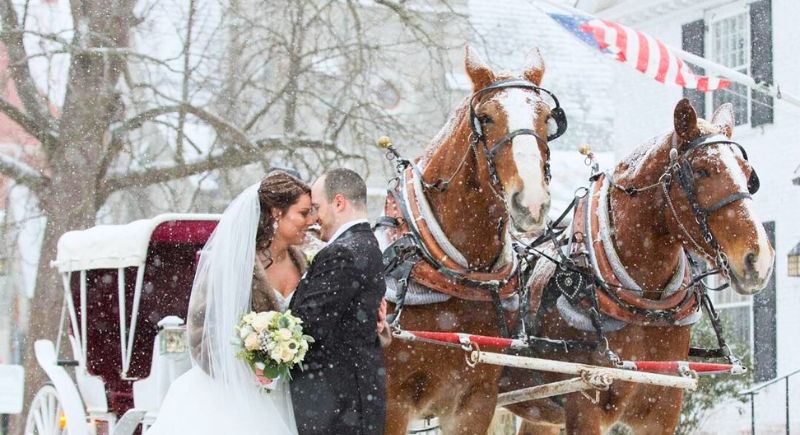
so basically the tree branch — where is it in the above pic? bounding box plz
[0,0,57,150]
[100,135,333,196]
[0,153,48,191]
[114,103,255,149]
[0,96,58,149]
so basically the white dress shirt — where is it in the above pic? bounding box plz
[326,218,370,245]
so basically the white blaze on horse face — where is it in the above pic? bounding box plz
[496,88,550,230]
[714,146,774,293]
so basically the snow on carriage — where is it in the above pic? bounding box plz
[26,214,219,435]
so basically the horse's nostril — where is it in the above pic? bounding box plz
[745,252,757,270]
[512,192,523,209]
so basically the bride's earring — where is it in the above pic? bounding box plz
[272,220,279,232]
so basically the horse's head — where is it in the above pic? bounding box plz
[666,99,774,295]
[464,47,564,232]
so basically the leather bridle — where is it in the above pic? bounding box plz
[426,79,568,194]
[611,133,759,280]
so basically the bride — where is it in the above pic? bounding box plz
[146,171,315,435]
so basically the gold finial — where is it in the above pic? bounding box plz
[579,144,592,156]
[377,136,392,149]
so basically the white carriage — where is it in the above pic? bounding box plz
[25,214,219,435]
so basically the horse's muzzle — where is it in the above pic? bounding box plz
[510,192,549,232]
[729,250,774,295]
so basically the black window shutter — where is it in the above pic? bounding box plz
[750,0,774,127]
[753,221,777,382]
[682,19,706,119]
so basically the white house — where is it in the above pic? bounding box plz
[581,0,799,433]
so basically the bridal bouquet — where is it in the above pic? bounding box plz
[234,310,314,390]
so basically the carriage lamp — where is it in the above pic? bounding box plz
[158,316,188,357]
[788,242,800,277]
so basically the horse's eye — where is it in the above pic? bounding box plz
[695,168,710,178]
[479,115,493,125]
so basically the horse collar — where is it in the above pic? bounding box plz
[562,173,701,327]
[586,174,690,299]
[591,175,688,298]
[379,167,520,302]
[405,167,470,268]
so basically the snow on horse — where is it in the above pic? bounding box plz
[503,99,775,435]
[375,46,567,435]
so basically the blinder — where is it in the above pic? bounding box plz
[680,133,760,196]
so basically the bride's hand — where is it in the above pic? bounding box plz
[254,368,274,387]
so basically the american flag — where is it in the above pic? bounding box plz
[549,13,730,92]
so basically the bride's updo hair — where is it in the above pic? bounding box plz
[256,171,311,253]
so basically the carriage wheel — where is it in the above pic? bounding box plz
[24,384,67,435]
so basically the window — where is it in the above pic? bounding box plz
[376,80,401,110]
[789,247,800,277]
[708,277,753,351]
[708,9,750,125]
[689,0,773,128]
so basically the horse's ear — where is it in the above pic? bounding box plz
[674,98,702,143]
[711,103,735,138]
[522,48,545,85]
[465,46,495,91]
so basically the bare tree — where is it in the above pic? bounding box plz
[0,0,464,431]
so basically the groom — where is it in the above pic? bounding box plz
[289,168,387,435]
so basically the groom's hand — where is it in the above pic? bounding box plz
[376,298,387,333]
[376,297,392,347]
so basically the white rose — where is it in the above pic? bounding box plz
[279,346,296,363]
[271,349,284,363]
[251,312,272,332]
[238,325,254,340]
[242,312,257,324]
[244,332,260,351]
[275,328,292,341]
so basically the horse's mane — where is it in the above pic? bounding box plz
[417,73,521,167]
[613,119,718,184]
[612,132,671,183]
[417,96,470,168]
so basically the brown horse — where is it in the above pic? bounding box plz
[377,46,564,434]
[503,99,775,435]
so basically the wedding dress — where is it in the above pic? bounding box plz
[145,183,298,435]
[146,290,297,435]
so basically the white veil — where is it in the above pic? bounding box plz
[186,182,294,433]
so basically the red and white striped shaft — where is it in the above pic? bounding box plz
[392,330,528,350]
[618,360,746,375]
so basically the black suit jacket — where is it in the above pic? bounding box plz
[289,222,387,435]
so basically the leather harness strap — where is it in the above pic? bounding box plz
[569,173,700,326]
[383,168,519,302]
